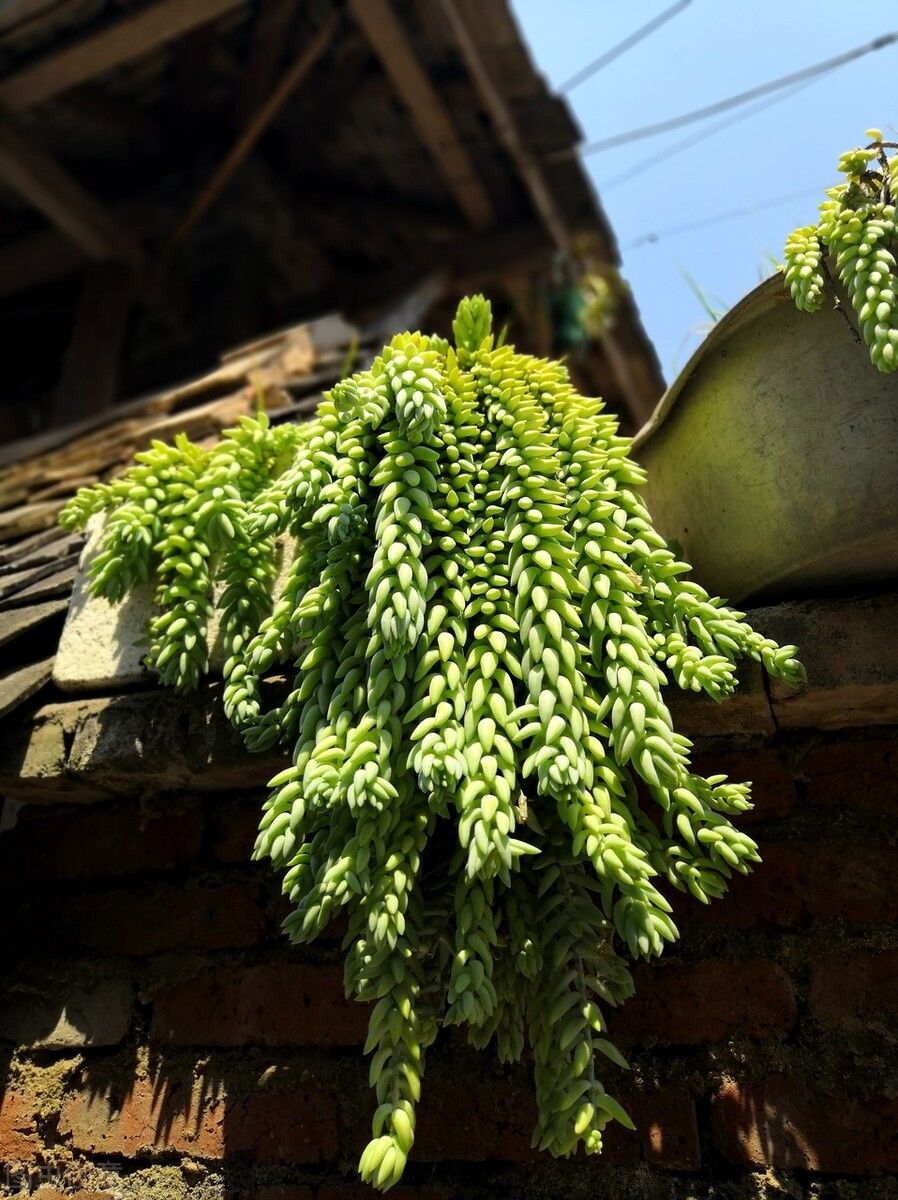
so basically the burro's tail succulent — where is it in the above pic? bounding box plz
[783,129,898,371]
[61,296,804,1189]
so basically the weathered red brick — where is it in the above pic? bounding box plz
[0,1091,39,1162]
[61,1078,226,1158]
[762,593,898,730]
[412,1079,539,1162]
[698,842,898,929]
[801,735,898,813]
[691,747,795,823]
[0,799,203,883]
[211,796,263,863]
[637,1085,700,1171]
[318,1188,448,1200]
[226,1090,338,1163]
[226,1188,314,1200]
[667,661,774,736]
[48,879,266,955]
[151,963,368,1047]
[60,1080,337,1164]
[405,1077,697,1168]
[711,1076,898,1173]
[611,959,796,1044]
[809,949,898,1031]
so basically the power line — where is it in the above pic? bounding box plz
[599,75,821,193]
[558,0,693,94]
[553,31,897,161]
[625,185,824,250]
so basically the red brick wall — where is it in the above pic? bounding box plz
[0,594,896,1200]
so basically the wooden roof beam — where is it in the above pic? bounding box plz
[436,0,570,252]
[436,0,653,426]
[348,0,494,231]
[0,199,159,299]
[0,226,85,299]
[48,262,133,428]
[166,11,338,252]
[0,107,145,274]
[236,0,300,126]
[0,0,243,111]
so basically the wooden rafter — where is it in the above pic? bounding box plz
[166,11,338,252]
[0,0,243,111]
[344,219,551,323]
[0,226,85,299]
[236,0,300,125]
[49,263,133,427]
[348,0,494,231]
[435,0,571,253]
[0,107,144,272]
[0,199,158,298]
[435,0,654,425]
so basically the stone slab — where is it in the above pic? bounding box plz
[53,515,296,693]
[53,517,154,691]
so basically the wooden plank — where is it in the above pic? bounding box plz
[0,107,145,270]
[166,11,338,251]
[29,476,99,504]
[48,262,133,427]
[348,0,494,231]
[0,0,244,111]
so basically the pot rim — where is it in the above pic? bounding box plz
[632,273,793,452]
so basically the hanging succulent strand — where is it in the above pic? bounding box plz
[783,130,898,371]
[60,296,803,1189]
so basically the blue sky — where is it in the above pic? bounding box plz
[512,1,897,381]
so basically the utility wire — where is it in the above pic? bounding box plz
[599,75,821,193]
[558,0,693,94]
[552,31,897,161]
[626,185,824,249]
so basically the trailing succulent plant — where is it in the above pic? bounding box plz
[784,129,898,371]
[60,296,803,1189]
